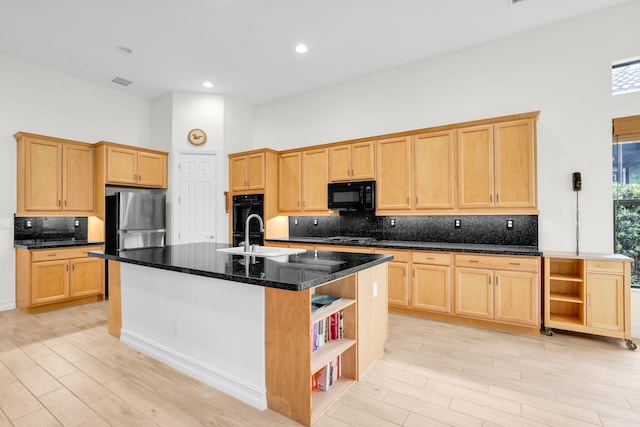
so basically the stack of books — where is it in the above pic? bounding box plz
[311,311,344,351]
[312,355,342,391]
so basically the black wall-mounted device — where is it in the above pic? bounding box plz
[572,172,582,191]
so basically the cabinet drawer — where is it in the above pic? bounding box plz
[31,246,102,262]
[586,260,624,274]
[455,254,539,272]
[412,251,451,265]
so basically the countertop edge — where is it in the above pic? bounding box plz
[89,250,393,292]
[14,240,105,249]
[267,237,542,257]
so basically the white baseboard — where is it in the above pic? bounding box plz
[0,300,16,312]
[120,328,267,410]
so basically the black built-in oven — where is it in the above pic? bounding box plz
[232,194,264,246]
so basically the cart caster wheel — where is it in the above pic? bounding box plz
[626,340,637,351]
[544,328,554,337]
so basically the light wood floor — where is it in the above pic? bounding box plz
[0,302,638,426]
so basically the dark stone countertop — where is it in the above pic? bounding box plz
[14,239,105,249]
[89,242,393,292]
[268,237,542,257]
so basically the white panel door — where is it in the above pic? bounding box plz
[178,153,216,244]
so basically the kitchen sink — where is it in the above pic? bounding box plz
[216,245,306,257]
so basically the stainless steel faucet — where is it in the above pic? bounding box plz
[244,214,264,253]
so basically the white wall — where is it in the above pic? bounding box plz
[0,52,151,310]
[252,2,640,336]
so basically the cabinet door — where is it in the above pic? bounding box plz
[413,264,451,313]
[414,131,455,209]
[494,119,536,208]
[458,125,493,208]
[25,138,62,210]
[246,152,265,190]
[137,151,166,187]
[328,145,351,182]
[376,137,412,210]
[63,144,94,211]
[279,152,302,212]
[70,257,104,298]
[494,270,539,326]
[351,142,375,180]
[454,268,492,319]
[387,261,409,307]
[31,260,70,305]
[302,149,328,211]
[230,156,248,191]
[586,273,624,331]
[106,146,138,185]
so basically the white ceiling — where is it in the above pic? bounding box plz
[0,0,627,104]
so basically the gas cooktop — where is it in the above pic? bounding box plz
[323,236,378,244]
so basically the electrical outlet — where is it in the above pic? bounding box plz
[294,218,298,225]
[0,219,11,230]
[26,219,32,228]
[74,220,80,227]
[454,219,461,229]
[313,219,318,226]
[390,219,395,227]
[373,282,378,298]
[506,219,514,230]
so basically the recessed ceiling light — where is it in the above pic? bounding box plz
[202,81,214,88]
[295,44,308,54]
[116,46,133,55]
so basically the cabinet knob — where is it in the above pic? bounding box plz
[496,194,499,203]
[64,200,67,207]
[490,194,493,203]
[138,175,142,182]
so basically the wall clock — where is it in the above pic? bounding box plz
[188,128,207,146]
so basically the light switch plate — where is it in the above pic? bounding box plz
[0,219,11,230]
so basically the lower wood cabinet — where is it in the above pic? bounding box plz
[454,254,540,328]
[544,254,634,349]
[271,241,542,335]
[412,251,452,314]
[16,246,104,313]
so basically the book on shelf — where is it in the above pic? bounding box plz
[312,311,344,351]
[311,294,342,312]
[315,355,342,392]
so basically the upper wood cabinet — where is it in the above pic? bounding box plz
[376,136,412,210]
[328,141,375,182]
[458,119,536,209]
[230,151,266,192]
[103,144,167,188]
[279,149,329,213]
[15,132,95,215]
[413,131,456,209]
[377,131,456,213]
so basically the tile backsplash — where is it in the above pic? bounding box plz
[14,216,88,241]
[289,213,537,246]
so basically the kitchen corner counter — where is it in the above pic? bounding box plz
[267,237,542,257]
[14,239,104,249]
[89,242,392,291]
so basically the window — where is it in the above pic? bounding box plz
[613,115,640,287]
[612,57,640,96]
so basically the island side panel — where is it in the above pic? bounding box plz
[107,260,122,337]
[119,263,267,410]
[265,286,312,426]
[357,262,388,376]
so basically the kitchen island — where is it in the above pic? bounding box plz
[90,242,391,426]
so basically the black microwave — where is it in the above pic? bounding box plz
[328,181,376,211]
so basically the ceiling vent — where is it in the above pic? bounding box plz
[111,76,133,86]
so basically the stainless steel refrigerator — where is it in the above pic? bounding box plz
[105,192,166,252]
